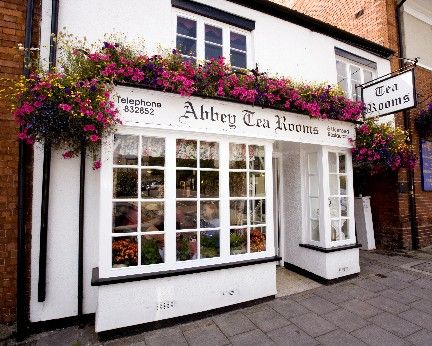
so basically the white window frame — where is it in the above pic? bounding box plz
[172,9,253,69]
[336,56,376,101]
[98,127,274,278]
[303,146,355,248]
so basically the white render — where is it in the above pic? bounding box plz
[31,0,390,327]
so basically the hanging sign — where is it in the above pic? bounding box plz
[113,85,356,148]
[361,68,416,118]
[421,140,432,192]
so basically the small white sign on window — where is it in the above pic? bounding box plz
[361,69,416,118]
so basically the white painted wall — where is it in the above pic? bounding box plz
[33,0,383,323]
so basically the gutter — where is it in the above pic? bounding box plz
[16,0,34,341]
[396,0,419,250]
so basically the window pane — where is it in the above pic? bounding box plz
[309,197,319,219]
[250,199,265,224]
[112,202,138,233]
[339,175,347,195]
[311,220,320,241]
[336,60,346,77]
[200,231,220,258]
[176,170,197,198]
[249,172,266,197]
[229,143,246,168]
[250,226,266,252]
[328,152,337,173]
[308,153,317,174]
[329,197,339,218]
[309,175,319,197]
[249,145,265,170]
[113,135,138,165]
[176,201,197,229]
[338,154,346,173]
[142,169,164,198]
[142,137,165,166]
[351,80,359,100]
[141,234,164,265]
[113,168,138,198]
[230,228,247,255]
[205,24,222,44]
[177,16,196,37]
[112,237,138,267]
[176,139,197,167]
[176,232,197,261]
[176,36,196,57]
[200,141,219,168]
[230,32,246,51]
[229,172,247,197]
[329,174,338,195]
[205,43,223,60]
[341,219,349,239]
[340,197,348,217]
[200,201,220,228]
[350,65,361,82]
[200,171,219,198]
[331,220,340,241]
[336,60,348,95]
[230,50,246,68]
[141,202,164,232]
[230,200,247,226]
[364,70,373,83]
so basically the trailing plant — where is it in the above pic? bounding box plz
[351,118,416,174]
[415,103,432,138]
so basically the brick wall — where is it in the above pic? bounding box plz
[0,0,39,324]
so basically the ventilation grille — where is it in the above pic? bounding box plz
[156,301,174,311]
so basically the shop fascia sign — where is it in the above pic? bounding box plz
[113,85,356,148]
[361,67,416,118]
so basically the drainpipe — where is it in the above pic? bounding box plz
[396,0,419,249]
[16,0,34,341]
[37,0,59,303]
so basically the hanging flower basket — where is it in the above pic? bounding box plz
[351,118,416,174]
[415,103,432,139]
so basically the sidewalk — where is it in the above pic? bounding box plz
[4,248,432,345]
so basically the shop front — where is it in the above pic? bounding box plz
[88,85,358,331]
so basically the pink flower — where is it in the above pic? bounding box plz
[62,151,74,159]
[59,103,73,112]
[89,134,100,142]
[83,124,96,132]
[92,160,101,170]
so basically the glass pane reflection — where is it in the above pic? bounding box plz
[230,228,247,255]
[112,202,138,233]
[250,226,266,252]
[141,202,164,232]
[200,201,220,228]
[250,199,266,224]
[176,170,197,198]
[229,172,246,197]
[229,143,246,169]
[249,172,265,197]
[200,231,220,258]
[142,137,165,166]
[176,232,197,261]
[112,236,138,267]
[249,145,265,170]
[113,168,138,198]
[141,235,164,265]
[230,200,247,226]
[142,169,164,198]
[113,135,138,165]
[200,171,219,198]
[176,201,197,229]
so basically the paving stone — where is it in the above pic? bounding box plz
[351,324,409,346]
[213,312,255,337]
[313,286,354,304]
[371,276,411,290]
[386,270,419,283]
[405,329,432,345]
[241,302,270,316]
[266,324,318,345]
[230,329,275,346]
[266,298,310,319]
[410,298,432,315]
[321,308,369,332]
[344,284,378,300]
[401,285,432,301]
[338,299,383,318]
[297,296,338,315]
[290,312,336,337]
[411,278,432,289]
[379,288,421,305]
[366,296,410,314]
[179,317,215,332]
[367,312,421,338]
[399,308,432,331]
[315,328,367,346]
[353,278,388,293]
[183,324,230,346]
[288,291,317,303]
[246,306,291,332]
[145,327,188,346]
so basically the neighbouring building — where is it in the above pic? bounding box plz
[289,0,432,250]
[2,0,397,335]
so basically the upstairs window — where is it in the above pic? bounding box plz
[175,12,251,69]
[335,48,376,101]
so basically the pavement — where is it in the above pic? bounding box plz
[3,248,432,346]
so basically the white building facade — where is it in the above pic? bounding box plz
[31,0,393,332]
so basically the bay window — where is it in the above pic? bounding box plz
[100,130,273,277]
